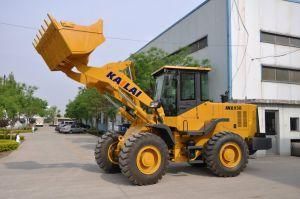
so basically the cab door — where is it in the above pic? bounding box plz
[177,71,201,114]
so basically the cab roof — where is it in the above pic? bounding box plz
[151,65,211,77]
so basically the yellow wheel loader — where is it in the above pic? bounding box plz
[33,15,272,185]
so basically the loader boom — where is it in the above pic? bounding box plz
[34,14,163,125]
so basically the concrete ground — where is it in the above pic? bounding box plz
[0,127,300,199]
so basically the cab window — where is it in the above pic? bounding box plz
[180,73,195,100]
[201,73,209,101]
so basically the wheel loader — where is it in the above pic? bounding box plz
[33,15,272,185]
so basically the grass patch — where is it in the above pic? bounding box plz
[0,129,32,134]
[0,140,19,152]
[0,134,25,141]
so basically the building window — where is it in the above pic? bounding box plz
[260,31,300,48]
[180,73,195,100]
[290,117,299,131]
[284,0,300,4]
[262,66,300,84]
[261,32,275,44]
[265,111,277,135]
[170,36,208,56]
[276,68,289,82]
[190,36,208,54]
[262,67,276,81]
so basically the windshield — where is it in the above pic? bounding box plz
[154,73,177,116]
[154,75,164,100]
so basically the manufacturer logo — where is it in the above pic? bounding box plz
[225,106,242,110]
[106,71,142,97]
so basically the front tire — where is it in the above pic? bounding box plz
[95,132,120,173]
[204,132,248,177]
[119,133,169,185]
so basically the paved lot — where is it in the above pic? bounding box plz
[0,127,300,199]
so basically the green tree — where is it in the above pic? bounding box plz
[129,47,202,96]
[65,87,121,130]
[45,106,60,124]
[0,73,48,120]
[106,107,117,131]
[0,107,5,119]
[84,88,110,128]
[0,74,24,118]
[65,88,111,128]
[65,90,89,123]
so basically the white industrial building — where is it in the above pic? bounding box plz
[137,0,300,155]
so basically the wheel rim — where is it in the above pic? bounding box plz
[136,145,161,175]
[108,141,118,164]
[219,142,242,168]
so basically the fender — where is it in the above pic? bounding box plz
[147,124,175,147]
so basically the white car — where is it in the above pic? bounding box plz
[55,121,74,132]
[60,123,87,134]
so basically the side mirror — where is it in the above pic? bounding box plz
[150,100,162,109]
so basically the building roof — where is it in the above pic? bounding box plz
[136,0,210,54]
[152,65,211,76]
[232,99,300,106]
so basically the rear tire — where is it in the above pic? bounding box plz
[204,132,248,177]
[119,133,169,185]
[95,132,120,173]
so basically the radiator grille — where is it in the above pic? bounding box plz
[237,111,242,127]
[243,111,248,127]
[237,111,247,128]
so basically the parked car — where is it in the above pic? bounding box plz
[60,123,87,134]
[53,117,73,126]
[55,121,74,132]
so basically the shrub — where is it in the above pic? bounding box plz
[0,119,9,128]
[0,140,19,152]
[87,129,103,137]
[0,134,25,141]
[0,129,31,134]
[14,129,32,133]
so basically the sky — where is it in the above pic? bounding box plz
[0,0,204,113]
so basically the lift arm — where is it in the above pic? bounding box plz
[33,14,164,124]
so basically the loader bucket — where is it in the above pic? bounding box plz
[33,14,105,71]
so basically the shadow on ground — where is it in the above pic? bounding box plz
[167,163,213,177]
[5,159,300,188]
[4,161,100,173]
[99,163,214,186]
[3,161,214,185]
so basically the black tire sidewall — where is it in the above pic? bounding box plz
[95,133,120,173]
[121,133,168,185]
[214,134,248,174]
[101,136,117,166]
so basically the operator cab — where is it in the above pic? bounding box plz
[152,66,211,116]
